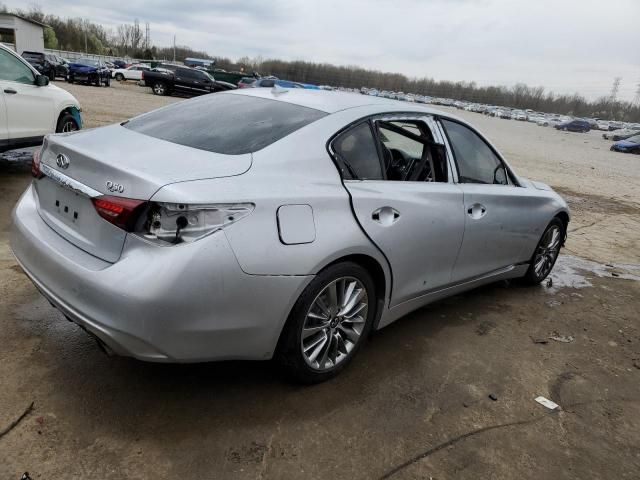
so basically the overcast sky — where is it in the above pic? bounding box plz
[7,0,640,101]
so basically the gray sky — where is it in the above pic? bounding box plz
[8,0,640,101]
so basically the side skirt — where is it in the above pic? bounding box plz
[376,263,529,329]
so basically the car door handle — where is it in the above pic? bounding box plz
[372,206,400,226]
[467,203,487,219]
[4,88,17,94]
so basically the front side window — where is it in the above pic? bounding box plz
[333,123,383,180]
[0,49,35,84]
[441,119,508,185]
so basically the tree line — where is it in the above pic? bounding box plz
[2,4,638,122]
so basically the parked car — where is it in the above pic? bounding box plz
[21,51,69,81]
[112,59,128,69]
[610,134,640,154]
[11,89,569,383]
[603,127,640,141]
[0,44,82,152]
[143,67,236,96]
[112,64,151,81]
[68,58,111,87]
[554,119,590,132]
[237,76,257,88]
[252,78,303,88]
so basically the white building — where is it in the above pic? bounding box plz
[0,13,45,54]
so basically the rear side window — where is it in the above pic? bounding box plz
[333,123,383,180]
[124,93,327,155]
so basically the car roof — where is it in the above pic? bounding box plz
[228,87,453,117]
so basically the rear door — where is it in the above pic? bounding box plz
[335,115,465,306]
[439,118,542,281]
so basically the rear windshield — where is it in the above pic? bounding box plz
[123,93,327,155]
[22,52,43,61]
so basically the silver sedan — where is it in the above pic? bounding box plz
[11,89,569,383]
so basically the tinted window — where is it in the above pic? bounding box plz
[333,123,383,180]
[124,94,327,155]
[441,119,507,185]
[0,49,35,84]
[259,79,275,87]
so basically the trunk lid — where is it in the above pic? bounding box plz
[35,125,251,262]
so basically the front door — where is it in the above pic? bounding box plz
[0,48,53,140]
[438,118,540,281]
[333,116,465,306]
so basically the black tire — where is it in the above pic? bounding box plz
[68,75,74,84]
[55,112,79,133]
[47,69,55,81]
[104,76,111,87]
[152,81,168,96]
[277,262,376,384]
[521,217,565,285]
[115,73,124,81]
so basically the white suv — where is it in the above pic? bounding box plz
[0,44,82,152]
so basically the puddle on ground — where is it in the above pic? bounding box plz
[546,255,640,293]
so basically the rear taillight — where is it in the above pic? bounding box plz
[31,149,44,179]
[91,195,147,231]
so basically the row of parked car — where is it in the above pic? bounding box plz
[357,87,640,155]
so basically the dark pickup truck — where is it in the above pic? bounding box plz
[143,66,236,96]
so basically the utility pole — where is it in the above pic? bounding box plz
[84,32,88,53]
[145,22,150,50]
[633,81,640,106]
[609,77,621,103]
[173,35,176,62]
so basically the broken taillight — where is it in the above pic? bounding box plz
[91,195,147,231]
[31,149,44,179]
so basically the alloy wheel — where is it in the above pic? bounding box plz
[533,225,561,279]
[301,276,368,371]
[61,120,78,133]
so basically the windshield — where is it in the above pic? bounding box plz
[626,135,640,143]
[124,93,327,155]
[77,58,99,67]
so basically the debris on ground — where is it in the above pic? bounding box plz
[546,300,562,308]
[0,402,34,439]
[535,396,560,410]
[549,333,575,343]
[21,473,33,480]
[488,394,498,401]
[547,278,553,287]
[530,336,549,344]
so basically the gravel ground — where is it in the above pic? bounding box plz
[1,82,639,479]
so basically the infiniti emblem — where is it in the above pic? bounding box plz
[56,153,70,169]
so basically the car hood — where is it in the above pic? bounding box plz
[42,124,252,199]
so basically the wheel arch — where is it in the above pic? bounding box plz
[56,105,82,131]
[314,253,388,331]
[554,210,570,246]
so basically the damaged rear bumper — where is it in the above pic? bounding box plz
[11,185,312,362]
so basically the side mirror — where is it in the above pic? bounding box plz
[35,74,49,87]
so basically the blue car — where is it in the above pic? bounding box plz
[68,58,111,87]
[610,134,640,154]
[252,78,319,89]
[554,119,590,132]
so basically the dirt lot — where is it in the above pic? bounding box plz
[1,81,639,479]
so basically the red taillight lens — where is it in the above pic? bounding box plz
[91,195,147,231]
[31,149,44,179]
